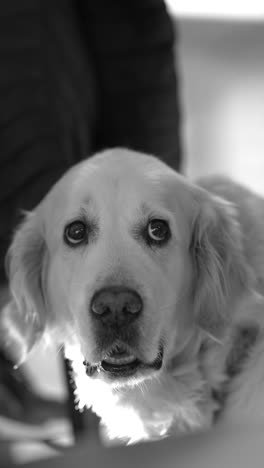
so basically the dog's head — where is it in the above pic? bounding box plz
[2,149,252,386]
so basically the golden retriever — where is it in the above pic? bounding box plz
[2,148,264,443]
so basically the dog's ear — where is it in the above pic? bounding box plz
[1,212,47,364]
[190,193,253,337]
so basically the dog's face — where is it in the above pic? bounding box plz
[42,150,194,386]
[2,149,251,388]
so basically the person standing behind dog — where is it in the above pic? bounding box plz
[0,0,181,442]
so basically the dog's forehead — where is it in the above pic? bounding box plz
[41,149,198,241]
[47,150,177,210]
[75,149,174,188]
[76,164,163,204]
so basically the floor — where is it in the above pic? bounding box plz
[15,16,264,464]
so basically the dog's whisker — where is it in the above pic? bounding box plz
[202,330,225,346]
[55,343,65,356]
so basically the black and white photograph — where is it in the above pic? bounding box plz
[1,2,264,467]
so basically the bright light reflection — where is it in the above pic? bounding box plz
[165,0,264,19]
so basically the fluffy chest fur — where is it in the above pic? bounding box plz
[69,339,216,443]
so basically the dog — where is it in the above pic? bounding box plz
[2,148,264,443]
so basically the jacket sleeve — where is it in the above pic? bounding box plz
[78,0,182,170]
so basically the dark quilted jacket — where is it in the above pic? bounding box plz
[0,0,181,283]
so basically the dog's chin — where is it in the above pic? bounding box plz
[83,343,163,385]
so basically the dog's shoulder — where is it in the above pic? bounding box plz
[195,175,264,213]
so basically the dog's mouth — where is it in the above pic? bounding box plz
[101,346,140,376]
[83,344,163,379]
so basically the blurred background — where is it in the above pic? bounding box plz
[2,2,264,465]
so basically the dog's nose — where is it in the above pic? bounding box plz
[90,287,143,324]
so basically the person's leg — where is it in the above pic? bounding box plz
[78,0,182,171]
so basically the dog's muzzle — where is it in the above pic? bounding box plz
[85,286,163,380]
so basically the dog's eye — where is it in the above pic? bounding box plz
[64,220,87,246]
[147,219,170,244]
